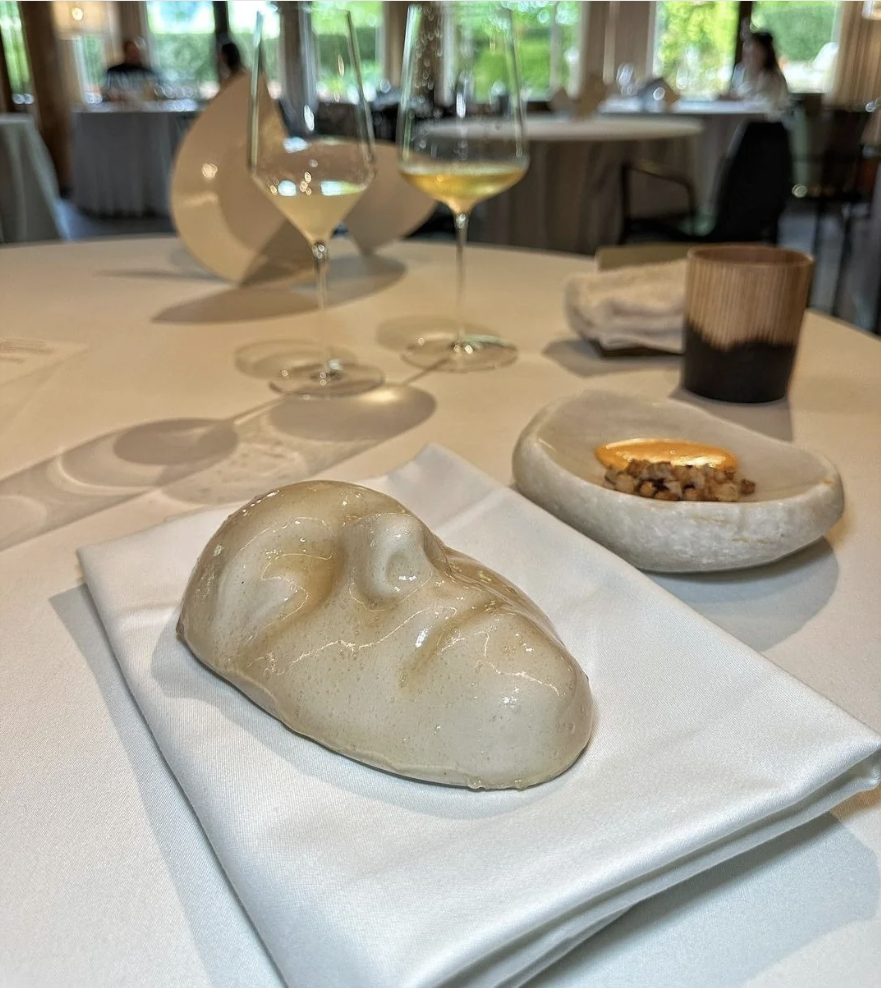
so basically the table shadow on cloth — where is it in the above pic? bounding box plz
[147,253,407,324]
[0,387,435,551]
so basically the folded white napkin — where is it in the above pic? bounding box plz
[79,445,881,988]
[564,260,686,353]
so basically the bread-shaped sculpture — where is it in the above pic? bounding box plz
[178,481,593,789]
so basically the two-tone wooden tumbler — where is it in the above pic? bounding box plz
[683,245,814,403]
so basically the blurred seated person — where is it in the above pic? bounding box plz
[725,31,789,112]
[104,38,159,99]
[217,38,246,88]
[728,18,756,96]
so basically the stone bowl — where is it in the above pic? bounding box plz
[512,391,844,573]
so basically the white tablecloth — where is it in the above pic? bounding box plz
[0,113,63,244]
[71,102,199,217]
[600,98,771,207]
[470,116,703,254]
[0,236,880,988]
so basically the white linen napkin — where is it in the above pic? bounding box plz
[78,445,881,988]
[564,260,686,353]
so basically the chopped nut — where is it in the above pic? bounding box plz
[614,473,637,494]
[602,457,756,503]
[714,481,739,502]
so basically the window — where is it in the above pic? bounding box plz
[0,0,32,105]
[146,0,217,98]
[228,1,280,96]
[653,1,740,97]
[77,33,111,103]
[52,2,119,105]
[311,1,384,99]
[230,2,383,102]
[752,1,842,92]
[501,1,583,99]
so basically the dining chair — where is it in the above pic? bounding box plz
[619,120,793,246]
[790,103,873,259]
[796,104,879,316]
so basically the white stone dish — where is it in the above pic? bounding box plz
[512,391,844,573]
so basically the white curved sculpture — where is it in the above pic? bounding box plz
[171,74,436,284]
[178,481,593,789]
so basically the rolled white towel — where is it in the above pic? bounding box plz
[564,259,687,353]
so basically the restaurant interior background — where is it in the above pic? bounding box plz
[0,0,879,331]
[3,6,881,988]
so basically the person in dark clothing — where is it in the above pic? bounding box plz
[216,38,246,87]
[104,38,159,98]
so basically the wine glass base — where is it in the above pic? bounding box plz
[402,335,518,373]
[235,340,356,379]
[269,360,384,398]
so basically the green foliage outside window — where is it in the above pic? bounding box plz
[654,0,840,96]
[654,1,740,95]
[311,1,384,96]
[0,0,30,98]
[149,32,216,90]
[227,2,279,88]
[80,34,109,99]
[752,1,840,91]
[752,2,838,63]
[146,0,215,94]
[472,1,583,98]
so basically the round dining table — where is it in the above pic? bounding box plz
[0,235,879,988]
[0,113,63,243]
[600,97,772,208]
[71,101,200,217]
[469,116,703,255]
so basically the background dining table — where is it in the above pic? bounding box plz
[0,113,64,244]
[71,100,200,217]
[599,97,772,208]
[0,235,879,988]
[469,116,703,254]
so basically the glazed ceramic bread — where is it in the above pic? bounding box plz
[178,481,593,789]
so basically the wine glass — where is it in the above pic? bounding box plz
[397,2,529,372]
[616,63,635,97]
[249,5,383,398]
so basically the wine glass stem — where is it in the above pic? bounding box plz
[311,240,339,374]
[454,211,470,344]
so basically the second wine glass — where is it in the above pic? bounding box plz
[249,5,383,397]
[398,2,529,372]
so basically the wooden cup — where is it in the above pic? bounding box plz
[683,245,814,403]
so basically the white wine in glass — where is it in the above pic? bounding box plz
[398,2,529,372]
[249,5,383,398]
